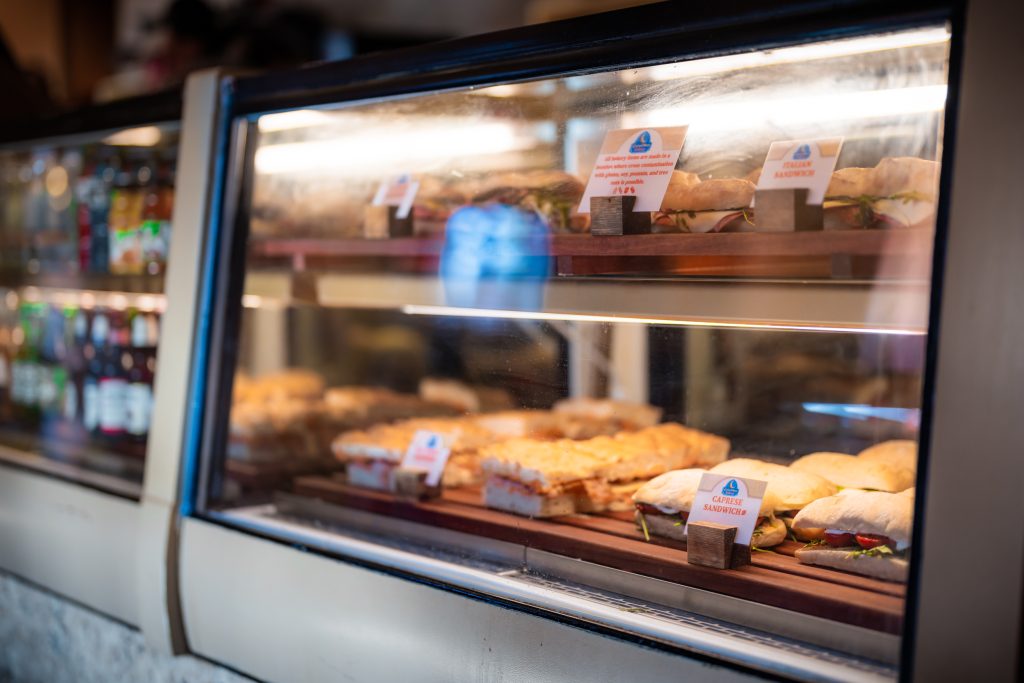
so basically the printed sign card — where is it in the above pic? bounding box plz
[372,173,419,219]
[578,126,688,213]
[755,138,843,205]
[400,430,452,487]
[685,473,767,545]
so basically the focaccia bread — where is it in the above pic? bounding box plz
[552,398,662,430]
[792,490,913,545]
[790,452,914,492]
[243,369,325,403]
[857,440,918,474]
[710,458,837,511]
[418,378,515,413]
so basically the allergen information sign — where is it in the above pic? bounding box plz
[685,473,768,545]
[754,137,843,205]
[578,126,688,213]
[400,430,452,487]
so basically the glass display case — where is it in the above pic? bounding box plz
[0,110,179,499]
[186,6,968,679]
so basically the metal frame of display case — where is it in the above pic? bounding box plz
[0,91,188,627]
[153,0,1024,680]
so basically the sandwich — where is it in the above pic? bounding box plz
[632,468,786,547]
[333,417,500,490]
[654,171,755,233]
[790,452,914,492]
[480,422,730,517]
[470,170,589,233]
[552,398,662,431]
[710,458,837,541]
[241,368,325,403]
[857,440,918,475]
[792,489,913,582]
[823,157,939,230]
[229,397,323,462]
[419,378,514,413]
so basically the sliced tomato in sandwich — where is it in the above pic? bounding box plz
[824,531,856,547]
[855,533,895,550]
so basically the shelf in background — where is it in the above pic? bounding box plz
[0,269,165,295]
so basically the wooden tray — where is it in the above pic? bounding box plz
[294,476,904,633]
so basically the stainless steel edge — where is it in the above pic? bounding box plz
[216,506,892,682]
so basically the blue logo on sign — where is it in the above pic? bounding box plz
[427,435,439,449]
[793,144,811,160]
[721,479,740,496]
[629,131,653,154]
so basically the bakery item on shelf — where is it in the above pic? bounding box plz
[470,170,588,233]
[229,398,323,462]
[632,468,786,547]
[792,489,913,582]
[790,452,915,492]
[857,440,918,475]
[418,378,515,413]
[654,170,755,233]
[552,398,662,431]
[242,368,326,403]
[710,458,838,541]
[823,157,940,230]
[480,423,730,517]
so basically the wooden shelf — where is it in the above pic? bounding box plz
[294,476,904,634]
[249,230,933,280]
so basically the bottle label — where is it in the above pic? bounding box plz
[83,380,99,430]
[98,377,126,433]
[125,382,152,436]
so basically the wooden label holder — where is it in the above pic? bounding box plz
[590,196,652,236]
[364,205,414,239]
[754,188,823,232]
[390,467,441,501]
[686,521,752,569]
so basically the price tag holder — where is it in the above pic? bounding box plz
[372,173,419,219]
[400,430,452,487]
[685,473,767,546]
[578,126,688,213]
[754,138,843,205]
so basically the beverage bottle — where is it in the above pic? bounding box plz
[140,160,173,276]
[98,310,128,443]
[108,161,144,275]
[124,311,154,445]
[61,306,83,435]
[82,310,106,438]
[88,153,116,274]
[13,302,43,427]
[49,149,80,273]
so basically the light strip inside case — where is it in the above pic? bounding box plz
[400,304,925,335]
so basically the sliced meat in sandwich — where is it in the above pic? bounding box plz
[655,170,754,233]
[632,468,786,548]
[793,489,913,582]
[471,170,588,233]
[790,452,914,492]
[857,439,918,475]
[711,458,837,541]
[823,157,939,230]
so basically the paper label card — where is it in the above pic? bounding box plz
[578,126,688,213]
[685,473,767,546]
[755,138,843,205]
[400,430,452,487]
[372,173,419,219]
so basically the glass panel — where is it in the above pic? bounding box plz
[0,124,177,496]
[207,26,949,671]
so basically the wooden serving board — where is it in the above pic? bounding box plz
[294,476,904,634]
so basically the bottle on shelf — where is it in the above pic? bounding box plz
[11,302,43,428]
[87,152,117,275]
[108,158,145,276]
[82,309,106,438]
[124,310,155,447]
[46,149,80,274]
[140,159,173,276]
[97,310,128,444]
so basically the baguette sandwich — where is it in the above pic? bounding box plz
[857,440,917,475]
[791,452,914,492]
[710,458,837,541]
[633,468,786,547]
[824,157,939,230]
[793,489,913,582]
[654,171,754,233]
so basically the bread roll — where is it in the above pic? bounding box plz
[871,157,939,198]
[755,516,787,548]
[826,167,873,198]
[711,458,837,511]
[792,489,913,544]
[790,452,914,492]
[794,546,909,582]
[858,440,918,475]
[661,173,755,212]
[632,468,781,516]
